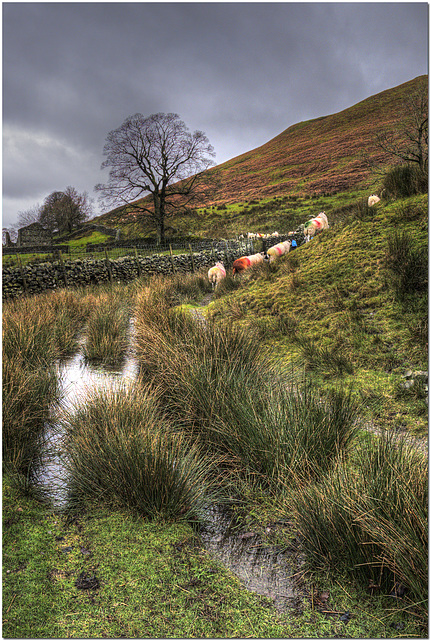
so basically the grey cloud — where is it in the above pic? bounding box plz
[2,2,428,228]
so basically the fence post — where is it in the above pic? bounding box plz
[104,249,113,283]
[224,240,230,266]
[58,250,68,287]
[17,255,28,293]
[169,244,176,274]
[134,248,142,277]
[188,244,195,273]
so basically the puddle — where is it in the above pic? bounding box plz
[200,507,304,612]
[37,323,140,508]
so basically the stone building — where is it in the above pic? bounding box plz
[17,222,52,247]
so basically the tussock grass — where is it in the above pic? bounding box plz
[2,298,59,479]
[42,288,88,356]
[82,291,130,364]
[158,269,212,305]
[2,355,58,479]
[294,334,354,376]
[384,229,428,300]
[383,163,428,198]
[292,432,428,617]
[63,386,223,522]
[2,298,57,367]
[134,282,359,494]
[213,271,243,297]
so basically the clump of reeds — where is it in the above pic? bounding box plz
[153,269,212,307]
[292,432,428,618]
[134,280,359,494]
[82,291,130,364]
[213,272,242,297]
[382,163,428,198]
[43,288,88,357]
[3,298,57,366]
[2,298,59,479]
[63,386,224,522]
[384,229,428,300]
[294,334,354,376]
[354,197,376,221]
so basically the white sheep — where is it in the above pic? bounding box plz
[368,194,380,207]
[304,211,329,241]
[208,262,226,289]
[266,240,291,263]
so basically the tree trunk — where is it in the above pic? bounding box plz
[153,193,165,245]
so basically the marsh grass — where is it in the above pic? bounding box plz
[214,272,243,297]
[134,283,359,494]
[63,386,223,522]
[43,289,88,357]
[292,433,428,617]
[2,298,57,366]
[384,229,428,300]
[354,198,377,221]
[382,163,428,198]
[294,335,354,376]
[2,299,59,479]
[159,269,212,305]
[82,291,130,364]
[209,381,359,492]
[2,356,58,479]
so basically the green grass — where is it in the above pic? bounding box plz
[3,476,425,639]
[208,193,428,435]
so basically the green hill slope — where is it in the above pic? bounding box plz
[93,75,427,239]
[207,193,428,435]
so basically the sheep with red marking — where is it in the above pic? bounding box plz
[266,240,291,263]
[232,252,264,276]
[208,262,226,289]
[304,212,329,241]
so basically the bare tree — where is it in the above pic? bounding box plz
[376,85,428,170]
[39,187,93,235]
[17,203,42,228]
[95,113,216,243]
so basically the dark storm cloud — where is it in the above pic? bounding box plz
[2,2,428,227]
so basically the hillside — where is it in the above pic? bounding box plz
[92,75,427,239]
[206,192,428,436]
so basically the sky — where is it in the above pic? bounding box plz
[2,2,428,229]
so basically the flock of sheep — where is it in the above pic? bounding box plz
[208,194,381,289]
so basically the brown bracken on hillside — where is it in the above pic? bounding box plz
[96,75,427,224]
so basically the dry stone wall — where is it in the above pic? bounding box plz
[2,248,244,300]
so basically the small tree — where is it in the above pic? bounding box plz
[17,204,42,229]
[376,85,428,171]
[95,113,216,244]
[39,187,93,235]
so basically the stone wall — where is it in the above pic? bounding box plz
[2,229,311,300]
[2,248,245,300]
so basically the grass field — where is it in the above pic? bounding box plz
[2,189,428,638]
